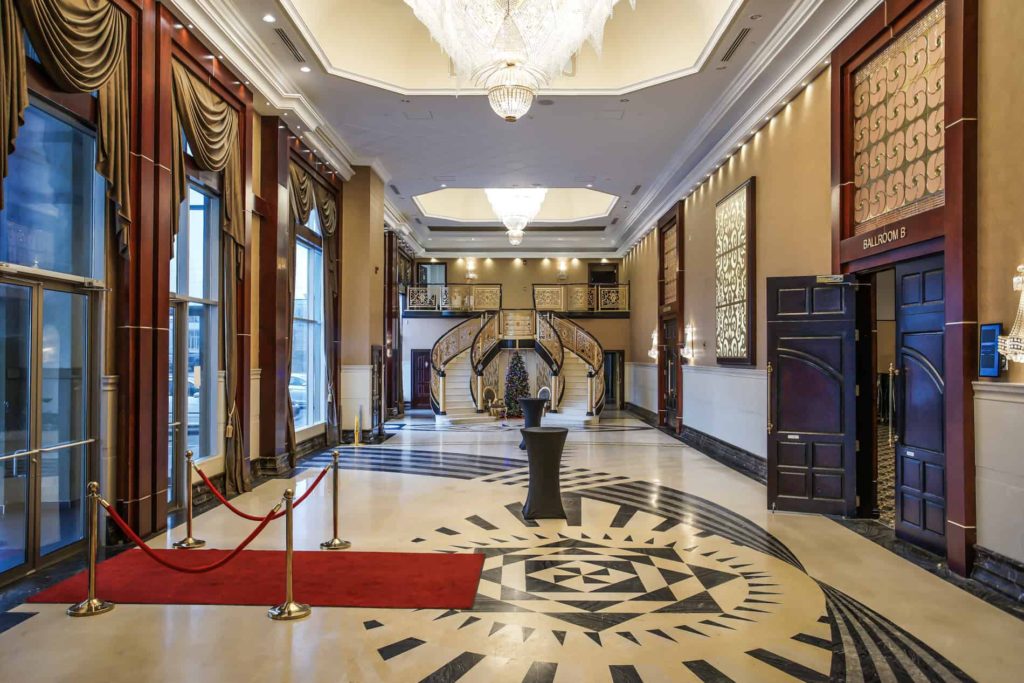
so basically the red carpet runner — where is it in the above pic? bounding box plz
[29,549,484,609]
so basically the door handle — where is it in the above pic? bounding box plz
[766,361,774,435]
[888,363,900,447]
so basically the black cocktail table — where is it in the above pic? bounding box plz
[521,427,569,519]
[518,397,548,450]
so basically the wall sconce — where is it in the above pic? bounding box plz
[680,324,695,362]
[647,328,659,360]
[557,259,568,281]
[998,265,1024,363]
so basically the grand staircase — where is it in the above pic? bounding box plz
[430,310,605,426]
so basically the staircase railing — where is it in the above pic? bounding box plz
[550,313,606,416]
[469,313,501,411]
[535,312,566,411]
[429,314,484,415]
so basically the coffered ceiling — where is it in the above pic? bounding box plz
[166,0,881,257]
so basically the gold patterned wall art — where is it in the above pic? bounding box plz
[851,1,946,235]
[715,177,756,365]
[662,224,678,305]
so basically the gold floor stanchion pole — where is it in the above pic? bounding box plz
[173,450,205,549]
[352,414,363,447]
[268,488,311,621]
[67,482,114,617]
[320,451,351,550]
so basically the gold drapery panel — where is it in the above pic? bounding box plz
[171,60,243,250]
[1,0,131,254]
[288,162,314,227]
[170,59,249,494]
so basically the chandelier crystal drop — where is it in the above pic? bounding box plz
[998,265,1024,363]
[486,187,548,246]
[404,0,636,121]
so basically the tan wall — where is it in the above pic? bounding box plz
[620,230,658,363]
[438,257,621,309]
[683,70,833,369]
[340,166,386,364]
[978,0,1024,383]
[249,112,262,366]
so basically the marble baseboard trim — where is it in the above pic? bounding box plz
[623,402,658,424]
[680,426,767,484]
[973,545,1024,603]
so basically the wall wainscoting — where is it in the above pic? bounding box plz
[973,382,1024,568]
[682,364,767,459]
[680,425,767,484]
[625,362,658,415]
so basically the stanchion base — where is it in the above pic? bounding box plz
[320,538,351,550]
[67,598,115,617]
[268,600,311,621]
[172,537,206,549]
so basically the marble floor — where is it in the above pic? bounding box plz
[0,411,1022,682]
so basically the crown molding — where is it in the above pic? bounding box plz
[277,0,745,97]
[385,198,426,255]
[164,0,365,181]
[615,0,881,257]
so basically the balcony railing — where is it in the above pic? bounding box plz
[407,284,502,312]
[532,283,630,313]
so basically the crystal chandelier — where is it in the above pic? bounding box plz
[404,0,636,121]
[999,265,1024,363]
[485,187,547,245]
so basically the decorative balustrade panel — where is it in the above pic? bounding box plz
[535,313,564,370]
[532,284,629,312]
[407,285,503,312]
[472,314,500,367]
[502,310,536,339]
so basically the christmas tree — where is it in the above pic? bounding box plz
[504,351,531,417]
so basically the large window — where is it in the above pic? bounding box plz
[170,186,219,460]
[291,209,325,429]
[0,103,105,279]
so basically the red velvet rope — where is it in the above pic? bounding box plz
[195,466,329,521]
[100,499,278,574]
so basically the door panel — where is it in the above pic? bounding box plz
[412,350,431,409]
[768,276,863,515]
[894,254,946,553]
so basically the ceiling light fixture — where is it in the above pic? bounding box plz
[404,0,636,122]
[485,187,547,245]
[300,66,311,73]
[262,14,276,23]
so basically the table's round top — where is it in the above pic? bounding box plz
[521,426,568,434]
[518,397,549,405]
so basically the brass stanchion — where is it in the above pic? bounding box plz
[352,414,363,447]
[67,482,114,617]
[320,451,351,550]
[173,450,205,549]
[268,488,311,621]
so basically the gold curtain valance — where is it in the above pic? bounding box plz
[314,181,337,237]
[288,162,314,227]
[171,59,243,250]
[1,0,131,254]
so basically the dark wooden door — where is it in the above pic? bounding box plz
[893,255,946,554]
[411,350,432,409]
[767,276,865,515]
[659,318,678,428]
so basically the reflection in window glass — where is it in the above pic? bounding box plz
[0,104,105,279]
[0,284,32,573]
[171,187,219,461]
[291,211,325,430]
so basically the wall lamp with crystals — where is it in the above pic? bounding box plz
[647,328,659,360]
[998,265,1024,363]
[680,324,695,363]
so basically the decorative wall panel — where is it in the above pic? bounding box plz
[715,178,756,365]
[662,225,678,305]
[852,2,946,235]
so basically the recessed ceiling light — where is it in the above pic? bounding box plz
[440,184,447,188]
[262,14,276,23]
[300,66,311,73]
[749,13,763,21]
[217,55,223,59]
[586,183,593,188]
[187,24,193,29]
[174,23,183,29]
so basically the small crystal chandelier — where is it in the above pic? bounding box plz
[486,187,547,245]
[998,265,1024,363]
[404,0,636,122]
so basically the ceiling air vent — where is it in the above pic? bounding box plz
[721,28,750,63]
[630,184,641,196]
[414,217,423,225]
[274,28,306,63]
[389,184,401,196]
[611,217,619,226]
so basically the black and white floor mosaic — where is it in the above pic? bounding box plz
[0,412,1020,681]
